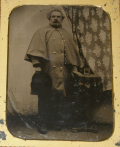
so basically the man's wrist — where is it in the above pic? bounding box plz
[33,63,41,67]
[34,67,42,71]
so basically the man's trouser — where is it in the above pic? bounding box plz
[37,93,63,128]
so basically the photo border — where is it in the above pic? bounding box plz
[0,0,119,146]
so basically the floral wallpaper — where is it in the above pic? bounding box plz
[63,6,112,91]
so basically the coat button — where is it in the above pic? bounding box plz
[60,67,63,70]
[62,53,64,55]
[53,66,56,68]
[53,52,56,54]
[53,38,55,40]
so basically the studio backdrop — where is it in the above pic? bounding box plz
[7,5,112,123]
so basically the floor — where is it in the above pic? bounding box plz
[7,115,113,141]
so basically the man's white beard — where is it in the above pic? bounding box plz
[51,22,61,28]
[53,22,59,26]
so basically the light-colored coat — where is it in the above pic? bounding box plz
[25,25,83,96]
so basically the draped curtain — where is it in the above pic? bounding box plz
[63,6,112,91]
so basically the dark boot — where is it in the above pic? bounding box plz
[37,123,48,134]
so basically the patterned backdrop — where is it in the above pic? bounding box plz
[63,6,112,91]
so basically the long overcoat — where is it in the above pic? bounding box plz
[25,25,84,96]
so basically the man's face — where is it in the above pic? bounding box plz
[49,11,63,28]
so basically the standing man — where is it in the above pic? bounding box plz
[25,9,84,134]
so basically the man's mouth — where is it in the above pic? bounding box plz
[53,21,59,23]
[53,22,59,26]
[50,21,61,28]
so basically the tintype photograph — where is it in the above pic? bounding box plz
[7,5,113,141]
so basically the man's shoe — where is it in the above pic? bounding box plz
[37,124,48,134]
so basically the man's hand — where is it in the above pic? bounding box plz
[71,66,83,77]
[34,67,42,72]
[31,56,42,72]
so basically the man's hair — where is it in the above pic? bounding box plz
[47,9,65,20]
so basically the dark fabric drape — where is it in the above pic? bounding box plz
[63,6,112,91]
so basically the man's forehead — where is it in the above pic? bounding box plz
[51,11,62,16]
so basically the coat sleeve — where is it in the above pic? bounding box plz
[31,56,41,67]
[24,29,47,62]
[66,34,85,67]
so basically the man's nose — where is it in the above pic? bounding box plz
[54,16,58,20]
